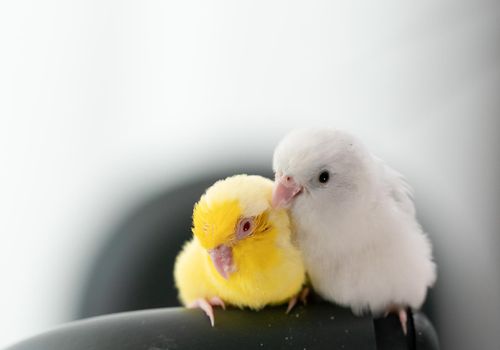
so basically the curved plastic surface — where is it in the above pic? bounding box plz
[7,303,438,350]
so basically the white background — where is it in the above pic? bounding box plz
[1,1,499,349]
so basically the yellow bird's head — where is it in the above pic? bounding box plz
[192,174,282,279]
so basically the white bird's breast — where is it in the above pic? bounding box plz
[292,213,362,304]
[291,203,436,315]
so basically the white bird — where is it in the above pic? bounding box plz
[272,128,436,333]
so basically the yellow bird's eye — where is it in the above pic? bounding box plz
[236,217,255,240]
[243,221,251,232]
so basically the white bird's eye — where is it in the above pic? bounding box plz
[236,217,255,240]
[318,171,330,184]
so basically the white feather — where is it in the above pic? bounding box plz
[273,128,436,315]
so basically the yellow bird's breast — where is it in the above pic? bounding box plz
[174,192,305,310]
[205,227,306,309]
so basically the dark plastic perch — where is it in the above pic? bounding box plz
[6,303,438,350]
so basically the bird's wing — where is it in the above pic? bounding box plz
[374,156,416,217]
[174,239,218,306]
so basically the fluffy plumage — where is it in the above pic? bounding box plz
[174,175,305,323]
[272,129,436,318]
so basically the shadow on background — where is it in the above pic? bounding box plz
[77,166,273,318]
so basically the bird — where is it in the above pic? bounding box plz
[272,128,436,334]
[174,174,306,326]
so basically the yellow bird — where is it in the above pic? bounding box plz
[174,174,306,326]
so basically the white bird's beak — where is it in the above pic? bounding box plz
[272,175,303,209]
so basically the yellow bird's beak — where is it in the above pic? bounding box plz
[208,244,236,279]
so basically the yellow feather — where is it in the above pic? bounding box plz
[192,198,241,250]
[174,174,305,309]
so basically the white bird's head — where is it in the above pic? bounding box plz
[272,129,375,213]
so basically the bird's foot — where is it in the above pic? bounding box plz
[384,306,408,335]
[188,296,226,327]
[286,287,310,313]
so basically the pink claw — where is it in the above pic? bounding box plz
[300,287,310,305]
[286,297,298,314]
[188,297,226,327]
[398,309,408,335]
[286,287,310,314]
[384,307,408,335]
[208,296,226,310]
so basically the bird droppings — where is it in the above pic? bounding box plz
[344,329,350,334]
[285,336,288,341]
[295,313,300,318]
[330,315,335,320]
[260,343,263,347]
